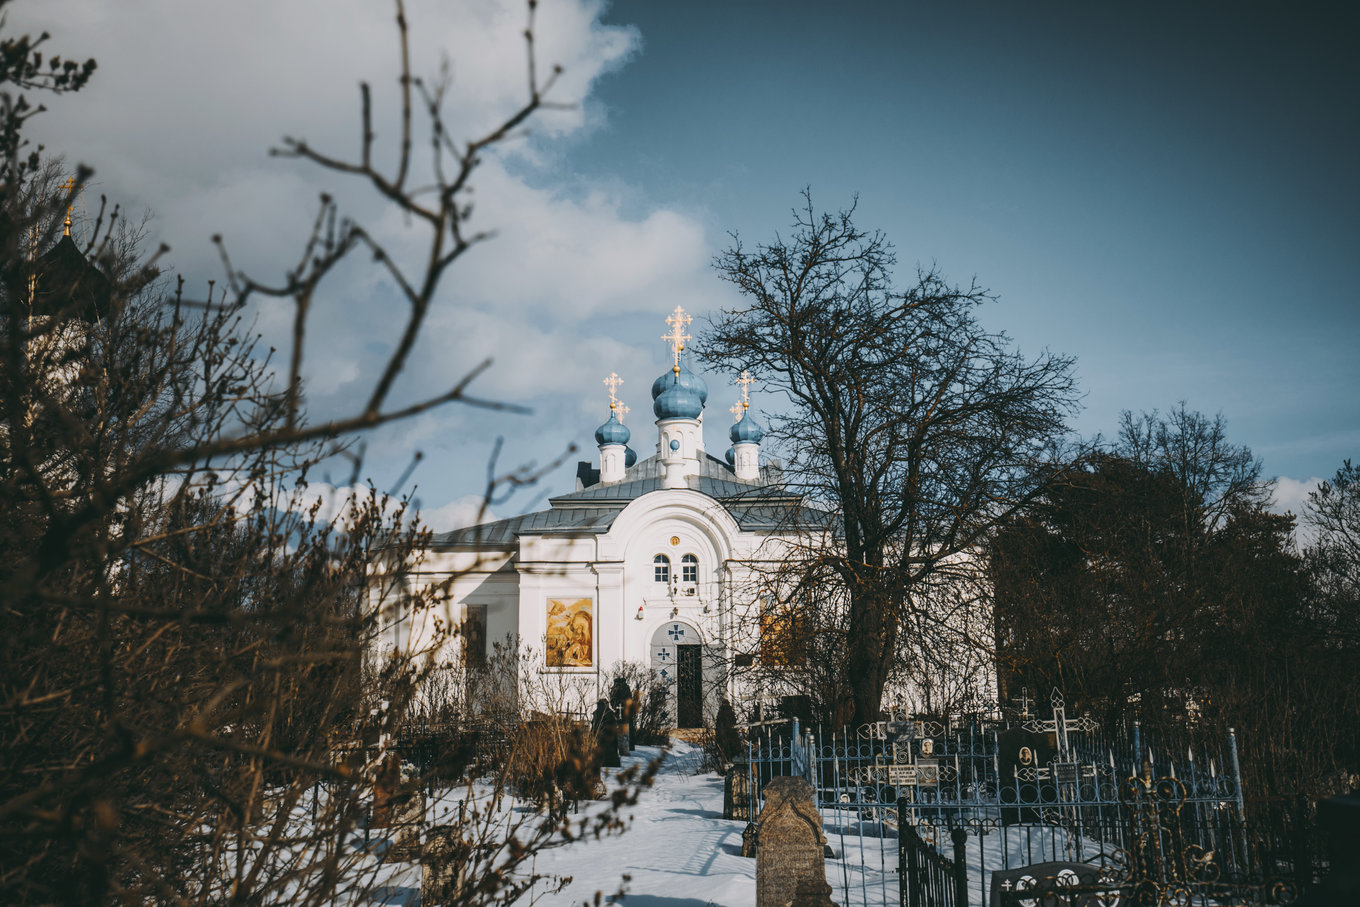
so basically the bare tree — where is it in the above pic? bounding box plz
[1304,459,1360,637]
[990,416,1360,872]
[1,2,645,903]
[696,192,1078,727]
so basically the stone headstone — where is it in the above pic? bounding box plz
[371,751,403,828]
[388,789,425,861]
[988,861,1099,907]
[422,825,468,903]
[756,776,837,907]
[725,761,753,821]
[1295,793,1360,907]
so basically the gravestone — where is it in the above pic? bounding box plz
[371,752,403,828]
[989,861,1100,907]
[1295,793,1360,906]
[725,760,753,820]
[756,776,837,907]
[388,789,425,861]
[422,825,469,904]
[996,727,1055,824]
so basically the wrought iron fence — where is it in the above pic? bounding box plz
[900,822,967,907]
[740,692,1297,907]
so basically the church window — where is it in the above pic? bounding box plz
[681,554,699,583]
[653,554,671,583]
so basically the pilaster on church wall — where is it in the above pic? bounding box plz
[591,561,627,672]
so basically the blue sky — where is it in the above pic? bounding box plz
[555,1,1359,504]
[14,0,1358,525]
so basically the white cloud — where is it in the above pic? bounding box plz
[1269,475,1321,518]
[419,494,499,532]
[14,0,645,279]
[434,162,712,320]
[9,0,726,522]
[1270,475,1323,549]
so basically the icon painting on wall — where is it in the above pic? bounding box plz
[545,598,593,667]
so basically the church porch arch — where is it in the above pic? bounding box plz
[649,620,723,729]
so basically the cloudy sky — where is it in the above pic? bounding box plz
[12,0,1358,527]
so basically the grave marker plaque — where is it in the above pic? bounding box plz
[887,765,918,786]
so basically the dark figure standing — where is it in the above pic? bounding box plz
[591,698,621,768]
[610,676,635,755]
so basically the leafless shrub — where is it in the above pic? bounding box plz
[0,2,647,903]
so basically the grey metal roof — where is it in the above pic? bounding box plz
[429,451,821,548]
[431,506,622,547]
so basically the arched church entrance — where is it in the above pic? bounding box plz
[650,621,704,729]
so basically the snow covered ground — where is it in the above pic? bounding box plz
[353,741,757,907]
[523,741,758,907]
[351,739,1110,907]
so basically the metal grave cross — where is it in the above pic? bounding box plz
[1023,688,1098,760]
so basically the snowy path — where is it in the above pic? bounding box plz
[526,742,756,907]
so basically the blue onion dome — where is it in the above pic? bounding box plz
[594,410,631,446]
[651,363,707,419]
[625,446,638,467]
[725,447,735,466]
[651,362,708,404]
[730,409,764,444]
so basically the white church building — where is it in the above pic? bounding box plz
[392,307,823,727]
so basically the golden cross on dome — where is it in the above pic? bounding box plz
[729,402,744,423]
[662,306,692,374]
[616,402,630,424]
[736,369,755,407]
[61,176,76,237]
[603,372,623,409]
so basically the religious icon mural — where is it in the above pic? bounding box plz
[545,598,593,667]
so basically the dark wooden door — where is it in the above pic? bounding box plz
[676,644,702,728]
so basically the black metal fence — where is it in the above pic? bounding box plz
[900,822,966,907]
[741,694,1300,907]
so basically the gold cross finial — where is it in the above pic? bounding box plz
[662,306,692,375]
[603,372,623,410]
[616,402,630,424]
[61,176,76,237]
[729,402,744,423]
[736,370,755,408]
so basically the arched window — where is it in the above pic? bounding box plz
[681,553,699,583]
[653,554,671,583]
